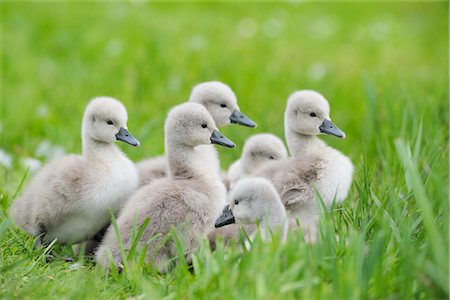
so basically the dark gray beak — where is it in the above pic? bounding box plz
[319,119,345,138]
[116,127,140,146]
[215,205,235,227]
[210,129,235,148]
[230,110,257,128]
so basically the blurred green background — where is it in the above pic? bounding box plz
[0,2,448,298]
[1,2,446,169]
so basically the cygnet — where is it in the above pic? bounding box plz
[96,102,235,271]
[10,97,140,246]
[227,133,288,189]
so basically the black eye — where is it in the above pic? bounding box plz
[107,120,114,125]
[220,103,227,108]
[310,112,317,117]
[269,156,275,160]
[234,200,239,205]
[201,123,208,128]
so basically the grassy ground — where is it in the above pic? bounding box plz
[0,2,448,299]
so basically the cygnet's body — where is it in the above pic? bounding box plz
[96,103,235,271]
[227,134,288,189]
[256,90,353,227]
[216,178,287,243]
[137,81,255,187]
[10,97,140,245]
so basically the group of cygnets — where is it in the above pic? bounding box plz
[9,81,353,272]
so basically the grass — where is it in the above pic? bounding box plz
[0,1,448,299]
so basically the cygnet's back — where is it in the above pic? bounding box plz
[255,153,324,222]
[227,133,288,189]
[96,103,235,271]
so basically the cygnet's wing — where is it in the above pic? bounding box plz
[255,154,324,208]
[10,155,84,232]
[279,175,314,208]
[43,155,85,224]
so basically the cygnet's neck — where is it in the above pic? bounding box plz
[258,203,287,242]
[285,122,325,156]
[82,133,122,161]
[262,203,286,229]
[166,140,217,180]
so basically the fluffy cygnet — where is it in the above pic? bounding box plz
[215,178,287,243]
[137,81,256,187]
[256,90,353,230]
[96,102,235,271]
[9,97,140,245]
[227,133,288,189]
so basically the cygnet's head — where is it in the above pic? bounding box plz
[188,81,256,128]
[215,177,286,227]
[165,102,235,149]
[285,90,345,138]
[82,97,140,146]
[241,134,288,171]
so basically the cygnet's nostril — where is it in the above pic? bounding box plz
[126,134,129,136]
[240,116,243,118]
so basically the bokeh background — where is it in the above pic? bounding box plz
[0,2,448,298]
[1,2,447,175]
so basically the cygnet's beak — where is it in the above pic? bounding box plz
[319,119,345,138]
[210,129,235,148]
[215,204,235,227]
[116,127,140,147]
[230,110,257,128]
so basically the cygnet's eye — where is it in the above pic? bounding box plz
[234,199,239,205]
[107,120,114,125]
[269,155,275,160]
[310,112,317,117]
[220,103,227,108]
[201,123,208,129]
